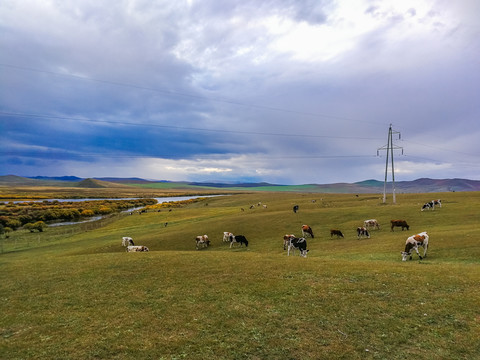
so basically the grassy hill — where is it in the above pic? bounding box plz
[1,191,479,359]
[2,175,480,194]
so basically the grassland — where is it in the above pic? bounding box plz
[1,191,479,359]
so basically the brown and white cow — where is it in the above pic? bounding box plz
[287,237,309,257]
[433,199,442,208]
[391,220,410,231]
[195,235,210,249]
[126,245,149,252]
[364,219,380,230]
[357,227,370,239]
[330,229,344,238]
[401,232,429,261]
[223,232,234,242]
[283,234,296,250]
[302,224,314,238]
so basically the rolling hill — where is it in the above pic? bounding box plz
[0,175,479,193]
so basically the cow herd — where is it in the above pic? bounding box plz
[120,198,443,261]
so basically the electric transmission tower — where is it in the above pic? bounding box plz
[377,124,403,204]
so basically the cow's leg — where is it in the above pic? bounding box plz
[414,246,423,260]
[423,244,428,258]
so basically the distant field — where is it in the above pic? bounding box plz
[1,191,479,359]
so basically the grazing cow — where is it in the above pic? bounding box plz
[293,205,299,213]
[122,237,135,246]
[357,227,370,239]
[364,219,380,230]
[302,224,314,238]
[283,234,296,250]
[195,235,210,250]
[230,234,248,248]
[126,245,149,252]
[223,232,234,242]
[401,232,429,261]
[391,220,410,231]
[287,237,309,257]
[433,199,442,208]
[421,201,435,211]
[330,229,344,238]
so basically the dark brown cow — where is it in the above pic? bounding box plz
[391,220,410,231]
[330,229,344,238]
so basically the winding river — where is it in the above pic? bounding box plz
[28,195,222,227]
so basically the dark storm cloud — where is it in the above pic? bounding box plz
[1,0,479,183]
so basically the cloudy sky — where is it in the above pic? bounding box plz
[1,0,479,184]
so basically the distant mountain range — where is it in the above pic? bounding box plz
[0,175,479,193]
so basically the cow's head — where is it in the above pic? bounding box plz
[300,249,309,257]
[400,251,411,261]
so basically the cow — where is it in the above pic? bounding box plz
[401,232,429,261]
[230,234,248,248]
[223,232,234,242]
[122,237,135,246]
[283,234,296,250]
[195,235,210,249]
[126,245,149,252]
[391,220,410,231]
[357,227,370,239]
[421,201,435,211]
[302,224,314,238]
[330,229,344,238]
[433,199,442,208]
[293,205,299,213]
[364,219,380,230]
[287,237,309,257]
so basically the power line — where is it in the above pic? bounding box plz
[0,111,383,140]
[0,63,386,126]
[1,150,377,160]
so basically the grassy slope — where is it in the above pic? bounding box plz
[1,191,479,359]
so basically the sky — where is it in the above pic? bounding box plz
[1,0,479,185]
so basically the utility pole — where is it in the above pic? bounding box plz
[377,124,403,204]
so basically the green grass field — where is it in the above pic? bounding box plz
[1,191,479,359]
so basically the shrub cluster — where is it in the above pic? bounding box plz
[0,198,157,231]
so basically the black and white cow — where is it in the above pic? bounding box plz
[357,227,370,239]
[401,232,429,261]
[293,205,299,213]
[122,237,135,246]
[421,201,435,211]
[287,237,309,257]
[230,234,248,248]
[126,245,149,252]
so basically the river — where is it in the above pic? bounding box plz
[31,195,222,227]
